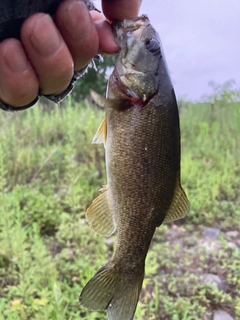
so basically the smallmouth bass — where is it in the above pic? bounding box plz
[79,15,189,320]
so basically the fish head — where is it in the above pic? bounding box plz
[112,15,165,104]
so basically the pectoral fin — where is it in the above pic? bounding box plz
[92,115,107,146]
[90,90,131,111]
[163,177,190,223]
[86,185,116,237]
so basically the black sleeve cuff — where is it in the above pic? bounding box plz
[0,69,85,112]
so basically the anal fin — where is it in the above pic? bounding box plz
[163,176,190,223]
[86,185,116,237]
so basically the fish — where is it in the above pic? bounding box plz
[79,14,190,320]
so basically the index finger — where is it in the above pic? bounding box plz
[102,0,142,21]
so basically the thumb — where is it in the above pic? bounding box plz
[102,0,142,21]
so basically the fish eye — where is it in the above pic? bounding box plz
[145,38,160,54]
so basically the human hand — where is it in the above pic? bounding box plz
[0,0,141,110]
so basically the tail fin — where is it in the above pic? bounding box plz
[79,263,144,320]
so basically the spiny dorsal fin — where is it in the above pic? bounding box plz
[90,90,131,111]
[163,177,190,223]
[92,115,107,146]
[86,185,116,237]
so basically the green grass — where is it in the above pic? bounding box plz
[181,102,240,228]
[0,98,239,319]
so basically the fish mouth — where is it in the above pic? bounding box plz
[113,71,158,107]
[113,15,150,47]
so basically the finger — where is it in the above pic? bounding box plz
[102,0,142,21]
[21,13,73,96]
[90,11,120,53]
[0,39,39,107]
[55,0,99,71]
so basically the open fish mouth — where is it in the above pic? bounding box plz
[113,15,151,46]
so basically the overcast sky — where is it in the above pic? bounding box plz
[97,0,240,101]
[139,0,240,101]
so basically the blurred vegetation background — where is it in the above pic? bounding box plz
[0,71,239,320]
[71,54,117,100]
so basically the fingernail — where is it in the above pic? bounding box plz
[4,42,28,73]
[63,1,91,40]
[30,14,61,56]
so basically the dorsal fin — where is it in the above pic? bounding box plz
[92,115,107,146]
